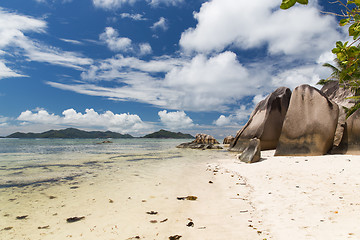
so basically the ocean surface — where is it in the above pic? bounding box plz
[0,138,233,239]
[0,138,205,188]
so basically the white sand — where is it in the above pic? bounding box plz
[0,150,261,240]
[2,149,360,239]
[219,150,360,240]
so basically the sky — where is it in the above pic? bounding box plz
[0,0,348,138]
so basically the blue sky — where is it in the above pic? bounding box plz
[0,0,347,137]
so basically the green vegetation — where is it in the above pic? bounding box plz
[281,0,360,117]
[142,129,194,139]
[6,128,133,139]
[280,0,308,10]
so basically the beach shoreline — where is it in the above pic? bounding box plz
[1,146,360,239]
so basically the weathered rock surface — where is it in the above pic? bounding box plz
[192,134,219,144]
[321,81,355,147]
[176,142,222,150]
[275,84,339,156]
[332,108,360,154]
[176,134,222,150]
[238,138,261,163]
[321,81,355,108]
[223,135,235,144]
[229,87,291,152]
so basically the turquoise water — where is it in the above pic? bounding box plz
[0,138,194,188]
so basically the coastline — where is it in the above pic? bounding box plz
[1,145,360,239]
[0,146,261,240]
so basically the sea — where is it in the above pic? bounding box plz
[0,138,231,239]
[0,138,227,188]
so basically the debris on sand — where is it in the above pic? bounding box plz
[169,235,182,240]
[66,216,85,223]
[177,196,197,201]
[146,211,158,215]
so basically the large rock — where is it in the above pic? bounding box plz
[229,87,291,152]
[176,134,222,150]
[321,81,355,108]
[321,81,355,147]
[332,108,360,154]
[223,135,235,144]
[275,84,339,156]
[238,138,261,163]
[192,134,220,144]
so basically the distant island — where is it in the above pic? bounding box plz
[4,128,195,139]
[6,128,133,139]
[142,129,194,139]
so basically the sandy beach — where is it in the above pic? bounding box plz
[220,150,360,240]
[1,146,360,239]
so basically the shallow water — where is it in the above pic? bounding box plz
[0,138,231,239]
[0,138,196,188]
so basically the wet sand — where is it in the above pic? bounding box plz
[2,148,359,239]
[0,149,262,240]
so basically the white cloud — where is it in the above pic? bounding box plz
[214,115,231,127]
[93,0,183,9]
[43,0,345,115]
[50,51,265,112]
[158,110,194,130]
[120,13,147,21]
[99,27,152,55]
[17,108,148,134]
[60,38,83,45]
[151,17,168,31]
[149,0,184,6]
[214,105,253,126]
[0,115,10,125]
[272,65,322,90]
[139,43,152,55]
[100,27,132,52]
[180,0,341,58]
[0,8,93,73]
[163,51,259,110]
[0,8,46,48]
[93,0,138,9]
[0,60,26,79]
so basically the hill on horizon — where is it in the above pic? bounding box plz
[142,129,194,139]
[6,128,133,139]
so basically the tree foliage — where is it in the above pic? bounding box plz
[281,0,360,117]
[280,0,308,9]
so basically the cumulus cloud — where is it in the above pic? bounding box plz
[163,51,259,110]
[139,43,152,55]
[180,0,341,58]
[49,51,265,111]
[158,110,194,130]
[272,65,322,90]
[44,0,344,116]
[151,17,168,31]
[214,105,253,126]
[100,27,132,52]
[17,108,148,134]
[99,27,152,55]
